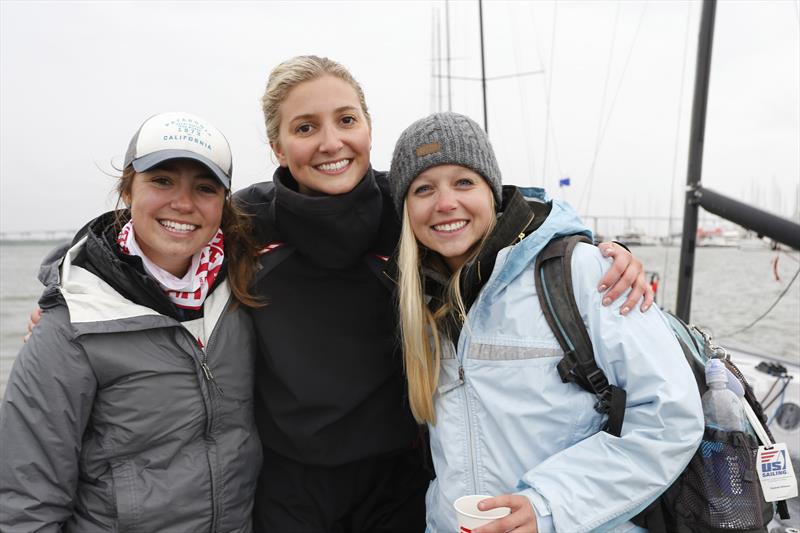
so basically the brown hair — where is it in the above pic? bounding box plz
[261,55,371,145]
[116,166,262,307]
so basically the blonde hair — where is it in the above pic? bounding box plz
[397,197,496,424]
[261,55,372,145]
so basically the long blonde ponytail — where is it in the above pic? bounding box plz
[397,207,441,424]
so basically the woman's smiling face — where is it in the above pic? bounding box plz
[271,75,372,196]
[124,159,225,276]
[405,164,495,272]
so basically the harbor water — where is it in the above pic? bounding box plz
[2,240,798,396]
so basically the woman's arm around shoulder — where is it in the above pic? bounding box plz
[0,306,97,532]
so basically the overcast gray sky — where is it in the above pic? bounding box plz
[1,0,798,236]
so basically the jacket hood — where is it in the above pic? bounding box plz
[484,187,591,297]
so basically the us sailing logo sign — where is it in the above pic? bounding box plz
[760,448,788,477]
[756,443,798,501]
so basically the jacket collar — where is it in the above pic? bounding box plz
[422,186,550,312]
[273,166,384,269]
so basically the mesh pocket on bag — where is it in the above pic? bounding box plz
[664,427,773,532]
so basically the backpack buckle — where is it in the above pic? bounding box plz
[584,368,610,395]
[593,388,613,414]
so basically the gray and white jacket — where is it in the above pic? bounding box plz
[0,220,261,532]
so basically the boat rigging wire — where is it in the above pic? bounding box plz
[763,376,793,411]
[760,373,793,411]
[579,1,620,214]
[445,0,452,111]
[661,1,694,303]
[541,2,559,188]
[718,265,800,340]
[579,1,649,214]
[509,2,536,186]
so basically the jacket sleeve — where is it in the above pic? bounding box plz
[0,306,97,532]
[516,243,704,532]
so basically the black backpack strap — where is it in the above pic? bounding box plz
[534,235,627,437]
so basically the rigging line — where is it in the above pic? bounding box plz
[542,1,558,187]
[527,1,565,183]
[445,0,452,112]
[508,1,535,186]
[759,375,781,406]
[435,8,442,112]
[548,104,565,184]
[429,5,437,113]
[763,377,793,411]
[578,1,621,214]
[779,249,800,263]
[581,0,649,214]
[718,265,800,340]
[661,0,694,302]
[529,1,547,185]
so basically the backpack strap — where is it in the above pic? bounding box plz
[534,235,627,437]
[254,242,294,283]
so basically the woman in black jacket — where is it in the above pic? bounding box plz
[239,55,654,533]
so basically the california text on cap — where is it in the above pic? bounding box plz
[124,112,233,189]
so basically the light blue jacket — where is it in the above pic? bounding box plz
[425,193,704,532]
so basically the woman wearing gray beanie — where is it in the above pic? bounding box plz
[390,111,703,533]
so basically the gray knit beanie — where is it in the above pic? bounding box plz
[388,112,502,214]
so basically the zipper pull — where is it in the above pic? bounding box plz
[201,361,214,381]
[437,365,466,395]
[200,361,225,398]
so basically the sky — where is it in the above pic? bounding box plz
[1,0,798,238]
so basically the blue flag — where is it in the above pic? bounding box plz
[559,177,571,187]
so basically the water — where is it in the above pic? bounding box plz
[0,241,67,395]
[2,241,798,397]
[631,245,800,361]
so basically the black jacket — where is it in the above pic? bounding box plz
[235,168,420,466]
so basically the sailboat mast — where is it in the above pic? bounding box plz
[675,0,717,322]
[478,0,488,132]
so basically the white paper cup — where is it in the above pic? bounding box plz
[453,494,511,532]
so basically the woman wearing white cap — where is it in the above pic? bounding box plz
[0,113,263,532]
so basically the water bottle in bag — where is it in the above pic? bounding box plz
[702,358,746,432]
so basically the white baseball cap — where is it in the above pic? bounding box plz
[124,112,233,189]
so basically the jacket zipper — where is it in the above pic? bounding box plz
[182,331,218,533]
[460,363,479,494]
[195,297,233,533]
[200,353,224,397]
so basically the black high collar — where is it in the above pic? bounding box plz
[273,166,384,270]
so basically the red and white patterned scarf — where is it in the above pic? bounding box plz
[117,221,224,310]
